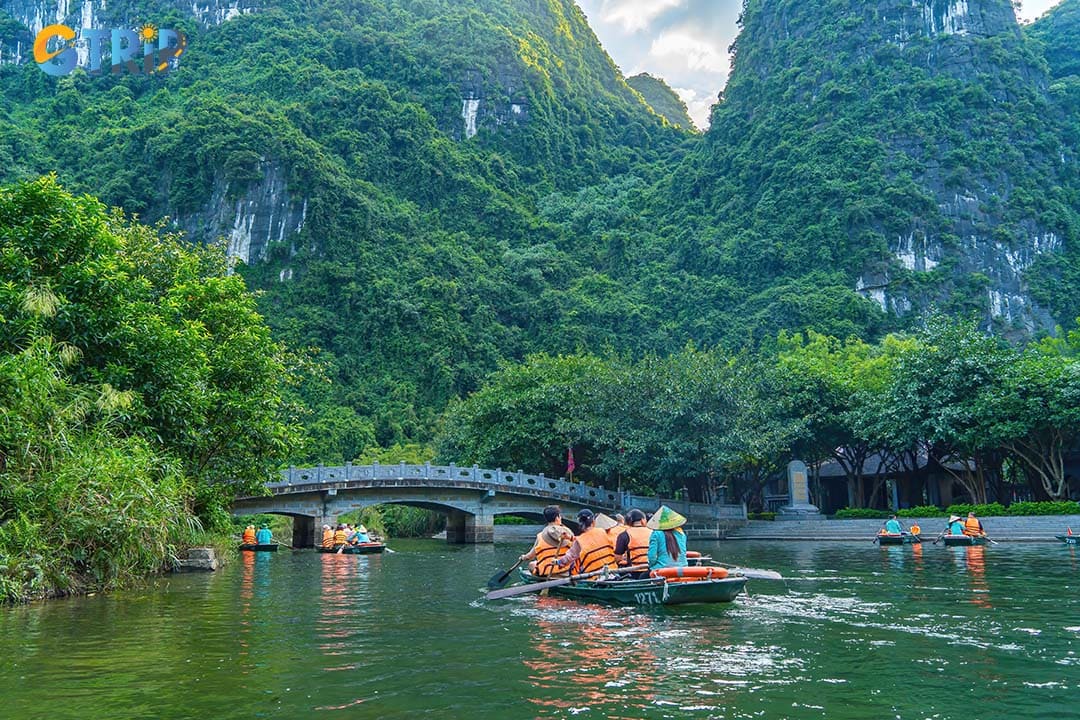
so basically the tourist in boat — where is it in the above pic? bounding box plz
[647,505,688,570]
[333,524,349,546]
[255,524,272,545]
[883,515,903,535]
[947,515,965,535]
[520,504,574,576]
[241,524,256,545]
[607,513,627,541]
[613,508,652,571]
[321,524,334,548]
[963,512,985,537]
[348,524,370,544]
[554,509,616,575]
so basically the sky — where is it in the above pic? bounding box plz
[576,0,1066,130]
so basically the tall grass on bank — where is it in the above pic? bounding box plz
[0,340,198,603]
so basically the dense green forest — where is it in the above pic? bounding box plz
[439,317,1080,507]
[0,177,296,602]
[1,0,1079,505]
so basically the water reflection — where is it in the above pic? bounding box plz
[317,554,361,667]
[964,547,992,609]
[524,599,659,714]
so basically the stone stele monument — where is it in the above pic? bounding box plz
[776,459,823,520]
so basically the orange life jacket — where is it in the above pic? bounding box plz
[242,528,256,544]
[575,527,616,575]
[963,517,982,536]
[321,529,335,548]
[623,526,652,567]
[607,524,626,540]
[333,529,348,545]
[532,530,569,577]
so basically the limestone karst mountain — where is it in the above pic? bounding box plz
[2,0,1078,453]
[664,0,1078,336]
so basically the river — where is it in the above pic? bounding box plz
[2,539,1078,719]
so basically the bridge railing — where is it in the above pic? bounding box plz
[621,494,747,521]
[268,463,746,520]
[273,462,625,509]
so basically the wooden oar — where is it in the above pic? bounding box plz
[271,535,296,550]
[932,527,947,545]
[685,561,782,581]
[487,556,526,590]
[486,566,647,600]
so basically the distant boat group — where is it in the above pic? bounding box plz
[237,521,387,553]
[875,513,1077,546]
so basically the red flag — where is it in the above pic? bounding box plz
[566,447,575,475]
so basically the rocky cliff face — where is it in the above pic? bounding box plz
[692,0,1073,333]
[169,161,306,266]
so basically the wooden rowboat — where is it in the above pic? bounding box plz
[316,543,386,554]
[942,535,988,546]
[239,543,279,552]
[876,533,922,545]
[519,569,746,606]
[1056,535,1080,545]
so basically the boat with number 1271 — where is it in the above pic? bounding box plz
[519,566,746,606]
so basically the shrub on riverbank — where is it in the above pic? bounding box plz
[945,501,1080,516]
[0,178,297,603]
[831,501,1080,522]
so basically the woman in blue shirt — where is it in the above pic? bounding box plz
[948,515,965,535]
[255,524,273,545]
[647,505,688,569]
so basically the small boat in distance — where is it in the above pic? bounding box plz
[317,542,386,554]
[239,543,279,552]
[942,535,988,547]
[1055,535,1079,545]
[876,533,922,545]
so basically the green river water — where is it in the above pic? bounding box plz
[2,539,1078,719]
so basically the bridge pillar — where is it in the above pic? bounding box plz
[292,515,316,548]
[445,509,494,544]
[299,513,337,548]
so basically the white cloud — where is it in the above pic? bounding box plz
[649,31,730,74]
[1015,1,1063,23]
[672,87,714,131]
[598,0,684,33]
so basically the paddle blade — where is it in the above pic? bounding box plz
[487,569,514,590]
[486,576,572,600]
[487,557,525,589]
[733,568,783,580]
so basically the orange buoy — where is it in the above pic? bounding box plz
[650,566,728,582]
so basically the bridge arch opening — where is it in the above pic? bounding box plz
[232,510,315,547]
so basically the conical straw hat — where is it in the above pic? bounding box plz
[594,513,618,531]
[647,505,687,531]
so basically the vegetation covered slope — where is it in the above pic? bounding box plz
[1026,0,1080,321]
[0,0,694,454]
[627,73,695,129]
[660,0,1078,335]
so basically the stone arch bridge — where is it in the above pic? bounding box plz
[233,463,746,546]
